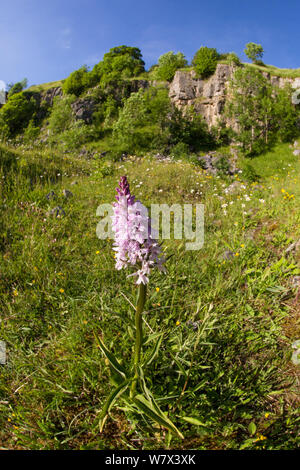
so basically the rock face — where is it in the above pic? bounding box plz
[130,79,149,93]
[71,97,96,123]
[169,64,234,127]
[28,66,300,131]
[41,87,63,106]
[169,64,300,128]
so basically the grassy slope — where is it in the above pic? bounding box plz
[0,142,299,449]
[27,80,64,93]
[245,63,300,79]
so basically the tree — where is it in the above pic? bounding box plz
[112,86,212,153]
[62,66,90,96]
[0,92,36,136]
[225,67,299,156]
[192,47,219,78]
[7,79,28,97]
[155,51,187,82]
[92,46,145,86]
[244,43,264,64]
[112,87,171,152]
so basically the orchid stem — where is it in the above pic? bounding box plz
[130,283,147,397]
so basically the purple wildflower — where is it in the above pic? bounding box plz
[112,176,166,284]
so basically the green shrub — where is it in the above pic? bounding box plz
[92,45,145,87]
[225,67,299,156]
[48,95,75,134]
[192,47,219,78]
[112,87,171,152]
[170,141,190,158]
[273,85,299,142]
[113,87,213,153]
[0,92,36,136]
[227,52,241,66]
[58,122,95,150]
[103,95,119,129]
[155,51,188,82]
[23,119,40,144]
[7,79,28,97]
[168,106,213,149]
[215,155,230,175]
[62,66,89,96]
[241,162,261,182]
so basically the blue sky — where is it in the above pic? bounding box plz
[1,0,300,87]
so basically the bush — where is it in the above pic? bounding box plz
[112,87,170,152]
[92,45,145,87]
[48,95,75,135]
[155,51,188,82]
[23,119,40,144]
[225,67,299,156]
[241,162,260,182]
[113,87,213,153]
[192,47,219,78]
[170,141,190,158]
[7,79,28,97]
[0,92,36,136]
[58,122,95,150]
[227,52,241,66]
[62,66,89,96]
[215,155,230,175]
[168,106,213,149]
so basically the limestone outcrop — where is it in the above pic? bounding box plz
[168,64,234,127]
[168,64,300,128]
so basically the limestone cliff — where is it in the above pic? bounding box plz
[168,64,300,128]
[28,66,300,130]
[169,64,233,127]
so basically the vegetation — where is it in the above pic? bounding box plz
[155,51,188,82]
[192,47,219,78]
[225,67,299,156]
[0,92,36,137]
[244,42,264,64]
[62,66,91,97]
[0,141,299,449]
[7,79,28,97]
[112,87,212,154]
[91,45,145,88]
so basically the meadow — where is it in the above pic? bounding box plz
[0,142,299,449]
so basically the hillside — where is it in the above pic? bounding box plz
[0,46,300,450]
[1,47,300,166]
[0,139,300,449]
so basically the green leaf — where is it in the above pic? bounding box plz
[143,332,162,345]
[180,416,207,427]
[248,422,257,436]
[133,394,184,439]
[143,333,163,366]
[169,352,188,378]
[99,379,131,432]
[94,334,127,380]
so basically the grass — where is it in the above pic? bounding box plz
[0,141,299,449]
[26,80,64,93]
[246,63,300,79]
